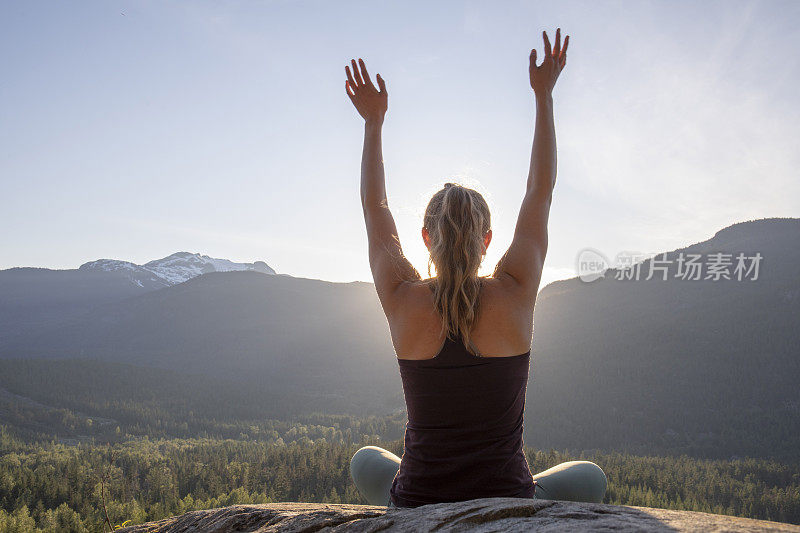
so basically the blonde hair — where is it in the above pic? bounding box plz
[423,182,491,356]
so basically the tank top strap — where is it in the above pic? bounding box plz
[467,338,482,357]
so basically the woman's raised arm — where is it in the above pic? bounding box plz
[494,29,569,298]
[346,58,420,315]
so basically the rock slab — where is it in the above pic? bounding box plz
[119,498,800,532]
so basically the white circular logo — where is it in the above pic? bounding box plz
[575,248,610,283]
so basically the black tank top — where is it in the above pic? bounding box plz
[389,334,536,507]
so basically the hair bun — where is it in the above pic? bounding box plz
[444,182,455,188]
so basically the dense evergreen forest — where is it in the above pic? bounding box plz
[1,356,800,530]
[1,423,799,532]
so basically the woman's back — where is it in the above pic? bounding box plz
[390,276,536,361]
[389,330,535,507]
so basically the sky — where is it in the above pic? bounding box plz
[1,0,798,286]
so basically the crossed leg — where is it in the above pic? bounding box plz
[349,446,402,506]
[531,459,607,503]
[350,445,607,507]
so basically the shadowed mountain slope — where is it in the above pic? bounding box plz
[0,218,797,459]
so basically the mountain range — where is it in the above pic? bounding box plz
[0,252,276,336]
[0,218,798,461]
[79,251,276,287]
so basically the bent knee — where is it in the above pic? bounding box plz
[350,446,384,478]
[350,446,373,473]
[575,460,606,476]
[575,461,607,501]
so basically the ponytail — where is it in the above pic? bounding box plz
[423,182,491,356]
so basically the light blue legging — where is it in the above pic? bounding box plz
[350,445,607,507]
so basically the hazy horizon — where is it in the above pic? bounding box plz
[0,214,793,290]
[2,0,799,287]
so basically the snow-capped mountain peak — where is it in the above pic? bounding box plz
[79,252,276,288]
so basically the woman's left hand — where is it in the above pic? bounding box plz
[345,58,387,125]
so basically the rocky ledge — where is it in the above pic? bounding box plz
[119,498,799,532]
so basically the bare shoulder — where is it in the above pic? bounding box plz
[374,279,430,327]
[383,279,440,358]
[486,271,539,309]
[474,275,535,355]
[391,278,434,311]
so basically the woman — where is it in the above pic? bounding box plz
[345,29,607,508]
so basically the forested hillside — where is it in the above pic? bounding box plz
[1,427,798,531]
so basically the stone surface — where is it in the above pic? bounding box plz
[119,498,800,532]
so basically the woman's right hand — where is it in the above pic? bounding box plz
[346,58,388,126]
[529,28,568,96]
